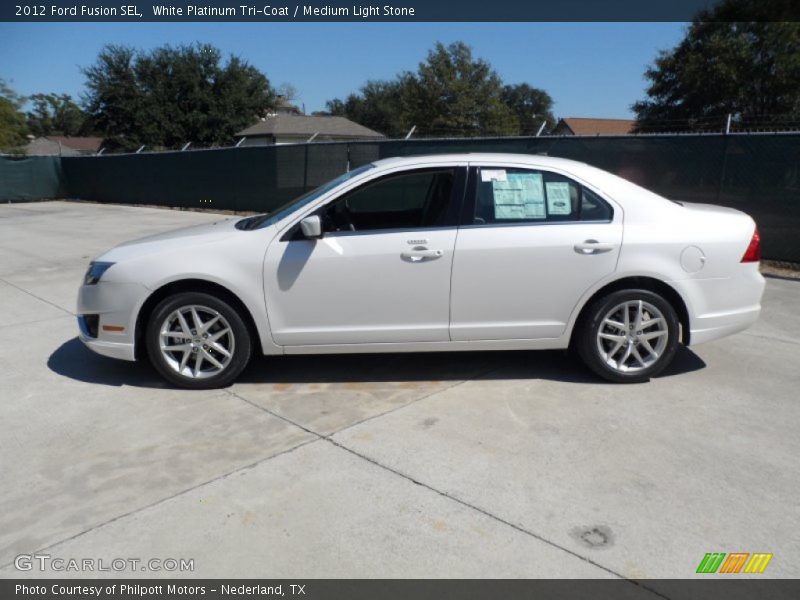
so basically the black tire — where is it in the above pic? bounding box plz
[146,291,252,389]
[576,289,680,383]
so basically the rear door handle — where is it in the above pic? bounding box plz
[574,239,616,254]
[401,248,444,261]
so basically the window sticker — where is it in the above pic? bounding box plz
[492,173,545,219]
[481,169,507,182]
[545,182,573,215]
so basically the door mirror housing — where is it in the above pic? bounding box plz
[299,215,323,239]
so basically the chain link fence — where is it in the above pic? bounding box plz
[2,132,799,261]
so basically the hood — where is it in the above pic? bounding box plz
[99,218,242,262]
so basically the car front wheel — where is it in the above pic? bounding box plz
[146,291,252,389]
[577,289,680,383]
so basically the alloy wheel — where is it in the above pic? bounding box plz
[596,299,669,373]
[158,304,235,379]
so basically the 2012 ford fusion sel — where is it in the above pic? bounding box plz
[77,154,765,388]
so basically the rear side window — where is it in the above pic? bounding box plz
[472,167,612,225]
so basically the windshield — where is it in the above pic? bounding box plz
[237,164,375,230]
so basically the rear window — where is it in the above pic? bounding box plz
[473,167,612,224]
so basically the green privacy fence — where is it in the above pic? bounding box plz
[2,133,799,261]
[0,155,64,201]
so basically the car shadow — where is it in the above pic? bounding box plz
[48,337,706,389]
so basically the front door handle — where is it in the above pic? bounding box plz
[401,247,444,261]
[574,239,616,254]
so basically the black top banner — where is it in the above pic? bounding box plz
[3,0,800,22]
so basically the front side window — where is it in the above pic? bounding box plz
[320,168,457,233]
[472,167,612,225]
[238,164,375,230]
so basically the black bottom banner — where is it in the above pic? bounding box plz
[3,579,800,600]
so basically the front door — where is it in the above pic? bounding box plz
[264,166,465,346]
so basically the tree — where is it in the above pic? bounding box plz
[276,82,299,102]
[501,84,555,135]
[408,42,518,136]
[633,0,800,131]
[26,93,87,136]
[0,79,28,149]
[326,41,550,137]
[327,79,410,136]
[83,43,276,149]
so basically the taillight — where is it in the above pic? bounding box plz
[741,226,761,263]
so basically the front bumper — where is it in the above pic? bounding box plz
[77,280,149,362]
[78,331,137,361]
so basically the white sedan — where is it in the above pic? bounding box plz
[77,154,765,388]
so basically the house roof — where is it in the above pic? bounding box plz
[46,136,104,152]
[236,115,384,139]
[22,136,104,156]
[556,118,636,136]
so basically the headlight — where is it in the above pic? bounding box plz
[83,261,115,285]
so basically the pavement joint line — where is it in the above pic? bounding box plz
[739,331,800,347]
[223,388,671,599]
[0,277,75,316]
[0,204,44,214]
[0,436,321,571]
[315,365,500,437]
[0,313,73,330]
[226,362,498,444]
[227,360,503,447]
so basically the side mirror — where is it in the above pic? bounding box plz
[299,215,323,239]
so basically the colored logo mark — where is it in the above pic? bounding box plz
[696,552,773,574]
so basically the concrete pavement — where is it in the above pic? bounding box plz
[0,201,797,584]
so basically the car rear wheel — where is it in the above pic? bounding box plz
[577,289,680,383]
[146,292,252,389]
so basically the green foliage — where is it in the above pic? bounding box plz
[0,79,29,149]
[83,43,276,149]
[634,0,800,131]
[26,93,88,136]
[409,42,518,136]
[327,79,410,135]
[327,42,552,137]
[501,84,555,135]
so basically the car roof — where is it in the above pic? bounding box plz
[371,153,590,170]
[367,153,674,211]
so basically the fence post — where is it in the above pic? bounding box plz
[716,132,731,204]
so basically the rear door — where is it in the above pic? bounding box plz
[450,165,622,341]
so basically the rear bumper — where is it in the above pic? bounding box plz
[678,264,765,346]
[689,305,761,345]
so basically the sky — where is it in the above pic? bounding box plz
[0,22,687,119]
